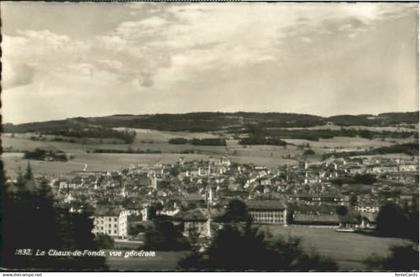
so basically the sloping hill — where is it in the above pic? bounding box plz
[3,111,418,134]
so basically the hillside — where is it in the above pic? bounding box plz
[3,111,418,134]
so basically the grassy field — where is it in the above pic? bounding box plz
[105,226,411,271]
[263,225,411,271]
[2,130,301,177]
[115,127,221,141]
[285,124,417,133]
[285,136,395,151]
[2,132,229,155]
[2,153,212,178]
[1,129,414,177]
[2,134,87,153]
[4,129,404,154]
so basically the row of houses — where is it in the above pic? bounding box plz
[90,200,289,239]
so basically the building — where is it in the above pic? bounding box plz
[118,209,141,238]
[398,163,418,172]
[92,209,120,237]
[292,213,339,226]
[92,208,140,238]
[175,208,211,238]
[246,200,288,225]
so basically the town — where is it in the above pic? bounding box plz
[2,1,419,271]
[9,153,417,248]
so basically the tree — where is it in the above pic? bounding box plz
[286,209,295,225]
[179,222,337,271]
[404,202,419,242]
[335,206,348,217]
[128,223,145,236]
[349,195,358,207]
[14,167,26,190]
[1,166,106,270]
[187,225,201,252]
[303,149,315,156]
[365,244,419,271]
[236,176,248,187]
[354,174,376,185]
[24,162,33,180]
[216,199,251,223]
[169,167,180,177]
[95,234,115,249]
[376,202,419,242]
[143,219,190,251]
[376,203,406,237]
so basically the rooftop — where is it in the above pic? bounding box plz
[246,200,287,211]
[174,208,208,221]
[92,206,122,217]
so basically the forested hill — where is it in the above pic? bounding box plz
[3,111,419,133]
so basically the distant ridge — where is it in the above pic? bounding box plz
[3,111,418,134]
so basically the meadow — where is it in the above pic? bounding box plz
[285,124,417,133]
[1,128,413,177]
[2,152,211,178]
[104,225,411,271]
[264,225,411,271]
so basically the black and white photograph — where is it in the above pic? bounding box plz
[0,1,419,273]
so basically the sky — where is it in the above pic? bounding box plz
[1,2,418,124]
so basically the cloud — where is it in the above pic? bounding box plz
[2,28,162,91]
[301,37,312,43]
[116,16,168,39]
[3,62,35,89]
[101,2,416,90]
[139,71,154,87]
[2,3,417,96]
[16,29,70,48]
[0,2,417,124]
[3,31,90,79]
[96,35,127,52]
[348,33,357,39]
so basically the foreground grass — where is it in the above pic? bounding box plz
[104,226,411,271]
[264,225,411,271]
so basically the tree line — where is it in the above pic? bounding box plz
[1,163,107,270]
[23,148,68,162]
[43,127,136,144]
[322,143,419,159]
[90,148,162,154]
[168,138,227,146]
[241,127,417,142]
[5,111,417,134]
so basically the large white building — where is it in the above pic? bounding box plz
[246,200,288,225]
[92,208,140,238]
[92,213,120,237]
